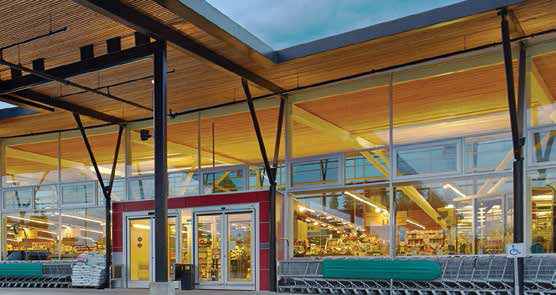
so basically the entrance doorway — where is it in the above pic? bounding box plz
[195,210,256,290]
[126,215,177,288]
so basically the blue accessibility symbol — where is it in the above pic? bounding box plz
[509,245,521,256]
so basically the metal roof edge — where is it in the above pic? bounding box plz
[274,0,526,62]
[179,0,277,62]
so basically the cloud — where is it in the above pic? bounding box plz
[206,0,463,49]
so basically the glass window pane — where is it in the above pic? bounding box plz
[531,130,556,164]
[180,210,193,263]
[395,175,512,256]
[3,188,33,210]
[396,143,458,177]
[169,172,199,198]
[4,211,60,260]
[292,188,390,257]
[60,131,124,183]
[393,63,510,145]
[3,135,59,187]
[128,177,154,200]
[98,179,126,204]
[528,169,555,253]
[248,164,285,191]
[60,208,105,259]
[291,158,338,187]
[292,85,390,159]
[529,53,556,127]
[35,185,58,210]
[464,133,512,174]
[345,149,389,185]
[203,169,244,193]
[62,183,96,206]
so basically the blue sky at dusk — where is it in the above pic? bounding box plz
[206,0,464,49]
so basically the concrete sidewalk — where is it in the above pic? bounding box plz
[0,289,280,295]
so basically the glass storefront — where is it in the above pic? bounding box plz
[0,42,554,264]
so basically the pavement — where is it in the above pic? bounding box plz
[0,289,280,295]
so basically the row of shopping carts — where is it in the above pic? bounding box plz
[278,255,556,295]
[0,263,73,288]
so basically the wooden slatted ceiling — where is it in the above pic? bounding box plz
[0,0,554,138]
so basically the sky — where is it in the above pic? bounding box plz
[206,0,464,50]
[0,102,15,109]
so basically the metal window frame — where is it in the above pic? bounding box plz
[393,138,463,180]
[60,181,98,208]
[167,170,200,198]
[288,153,343,191]
[200,164,249,195]
[527,125,556,167]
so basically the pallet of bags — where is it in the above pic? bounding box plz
[71,252,106,288]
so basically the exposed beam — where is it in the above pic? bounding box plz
[0,94,54,112]
[153,0,275,67]
[0,41,160,95]
[291,105,379,149]
[12,89,124,124]
[0,58,152,111]
[508,9,526,38]
[73,0,284,93]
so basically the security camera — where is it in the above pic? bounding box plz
[140,129,152,141]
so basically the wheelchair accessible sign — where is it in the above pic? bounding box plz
[506,243,526,258]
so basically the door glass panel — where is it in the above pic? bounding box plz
[129,219,150,281]
[168,217,176,280]
[227,213,252,282]
[197,215,221,282]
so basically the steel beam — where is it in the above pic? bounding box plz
[0,41,160,95]
[241,79,274,183]
[242,78,278,291]
[73,0,284,93]
[153,41,169,282]
[12,89,124,123]
[0,94,54,112]
[0,58,152,111]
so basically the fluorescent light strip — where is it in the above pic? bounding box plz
[79,228,103,234]
[7,216,55,226]
[344,191,388,214]
[407,219,426,229]
[52,213,105,225]
[443,184,466,198]
[533,195,553,200]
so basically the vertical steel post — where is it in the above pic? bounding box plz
[500,8,525,295]
[153,41,168,283]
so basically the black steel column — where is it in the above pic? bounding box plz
[242,80,284,291]
[500,8,525,295]
[153,41,169,283]
[269,96,285,292]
